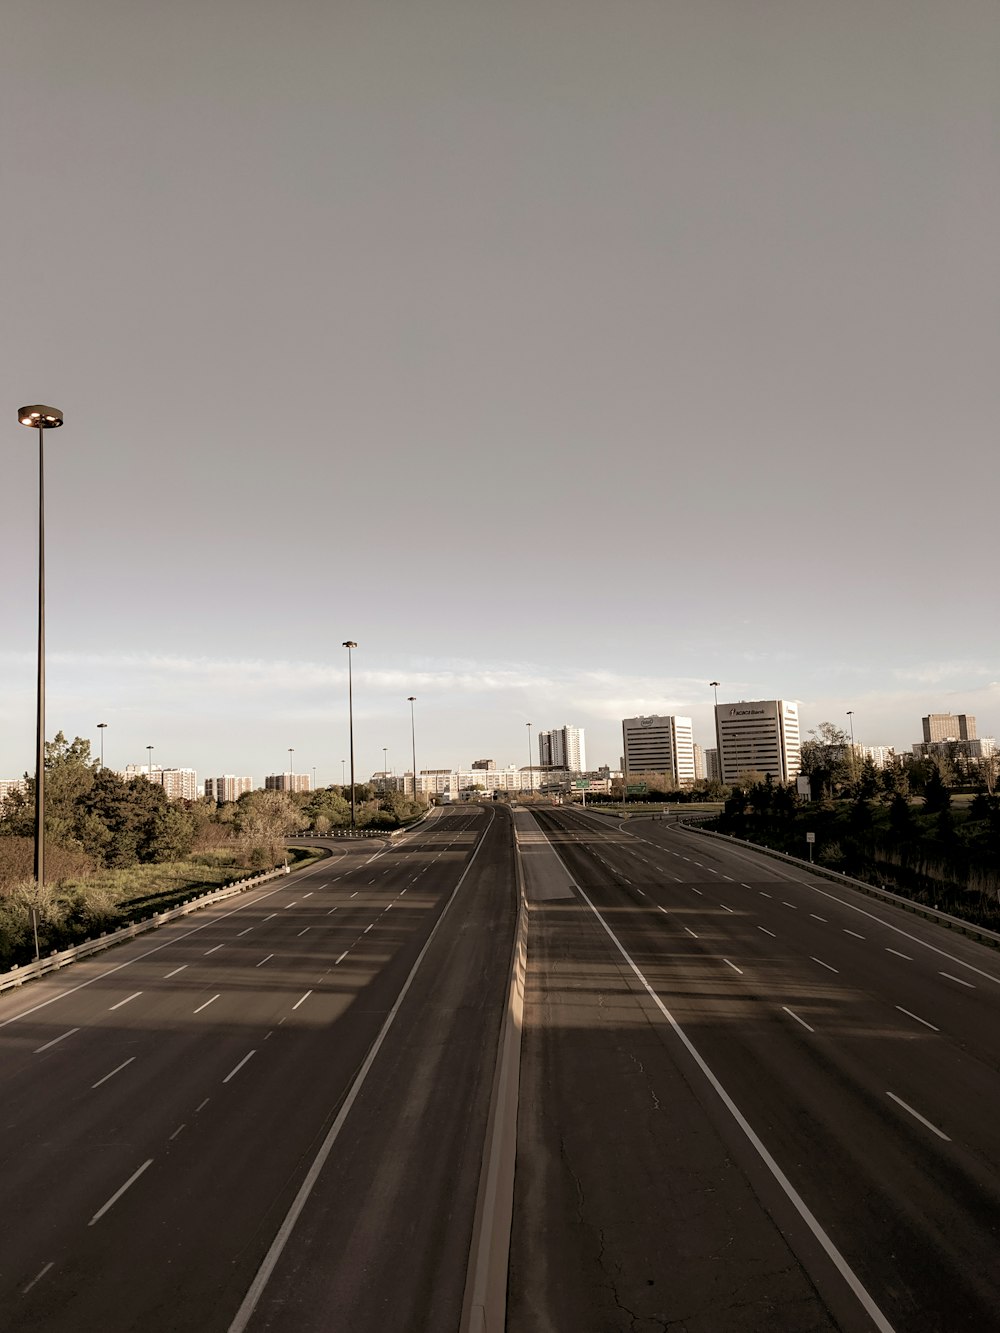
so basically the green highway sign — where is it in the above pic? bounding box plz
[572,780,591,790]
[627,783,647,795]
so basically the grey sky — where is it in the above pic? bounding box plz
[3,1,998,782]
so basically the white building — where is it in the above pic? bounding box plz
[404,765,539,797]
[265,772,311,793]
[621,716,696,787]
[538,726,586,773]
[125,765,199,800]
[715,700,800,784]
[204,775,254,803]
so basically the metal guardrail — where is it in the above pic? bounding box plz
[681,821,1000,951]
[0,863,292,995]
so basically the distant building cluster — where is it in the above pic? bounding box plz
[204,775,254,803]
[265,772,311,793]
[124,764,198,800]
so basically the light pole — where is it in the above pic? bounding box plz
[18,405,63,891]
[343,641,357,830]
[407,697,418,802]
[846,710,857,787]
[709,680,721,784]
[382,746,388,794]
[312,765,317,790]
[97,722,108,769]
[288,747,294,786]
[526,722,533,797]
[342,759,346,787]
[146,745,154,782]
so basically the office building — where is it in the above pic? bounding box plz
[125,765,198,800]
[471,759,496,771]
[204,775,254,803]
[538,726,586,773]
[692,743,705,782]
[922,713,976,742]
[622,716,696,787]
[705,749,720,782]
[715,700,801,784]
[265,772,311,793]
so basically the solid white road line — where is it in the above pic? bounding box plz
[573,885,896,1333]
[782,1006,815,1033]
[92,1057,136,1089]
[88,1159,154,1226]
[887,1091,951,1142]
[34,1027,79,1053]
[896,1006,939,1032]
[194,995,220,1014]
[223,1050,256,1083]
[940,972,975,988]
[109,992,142,1011]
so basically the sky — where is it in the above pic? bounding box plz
[3,1,998,785]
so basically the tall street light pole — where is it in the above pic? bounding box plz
[382,746,388,793]
[18,405,63,892]
[97,722,108,769]
[709,680,721,784]
[526,722,533,797]
[288,747,294,787]
[407,697,418,802]
[147,745,154,782]
[343,641,357,830]
[846,710,857,786]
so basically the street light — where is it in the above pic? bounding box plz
[407,697,418,802]
[343,641,357,830]
[288,747,294,787]
[382,746,388,794]
[846,710,857,786]
[526,722,533,796]
[97,722,108,769]
[147,745,154,782]
[342,759,346,787]
[18,405,63,891]
[709,680,721,784]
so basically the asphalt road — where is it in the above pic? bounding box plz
[0,804,516,1333]
[509,804,1000,1333]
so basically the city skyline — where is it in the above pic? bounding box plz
[4,2,997,786]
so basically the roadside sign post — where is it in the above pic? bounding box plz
[806,831,815,863]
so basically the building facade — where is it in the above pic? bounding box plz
[125,765,198,800]
[538,726,586,773]
[204,775,254,803]
[922,713,976,742]
[264,772,311,793]
[621,715,696,787]
[715,700,801,784]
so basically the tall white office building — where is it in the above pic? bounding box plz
[621,715,696,787]
[538,725,586,773]
[715,700,801,784]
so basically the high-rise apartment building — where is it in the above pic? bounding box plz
[692,743,705,782]
[204,775,254,803]
[125,765,198,800]
[538,726,586,773]
[265,773,311,793]
[715,700,800,784]
[922,713,976,742]
[621,716,696,787]
[471,759,496,770]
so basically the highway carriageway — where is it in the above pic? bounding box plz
[0,804,516,1333]
[510,803,1000,1333]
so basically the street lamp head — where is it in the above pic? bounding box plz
[709,680,720,688]
[407,696,416,703]
[18,405,63,428]
[343,640,357,649]
[97,722,107,728]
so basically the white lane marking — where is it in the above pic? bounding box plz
[844,929,865,939]
[335,951,348,965]
[896,1006,939,1032]
[21,1261,53,1294]
[684,927,698,938]
[237,928,253,937]
[223,1050,256,1083]
[886,948,913,961]
[303,892,313,898]
[620,876,632,885]
[164,965,187,979]
[169,1123,186,1140]
[887,1091,950,1142]
[194,995,220,1014]
[759,891,772,898]
[636,888,646,896]
[327,907,338,914]
[195,1098,210,1113]
[720,904,735,913]
[940,972,975,988]
[255,954,273,968]
[723,959,743,974]
[783,1006,814,1033]
[92,1057,136,1089]
[693,862,703,868]
[810,914,827,922]
[297,927,311,937]
[757,926,776,938]
[350,891,359,898]
[691,888,703,896]
[722,875,733,881]
[363,923,373,934]
[88,1159,154,1226]
[204,944,224,955]
[781,901,798,910]
[34,1027,79,1054]
[658,905,669,913]
[263,914,277,922]
[109,991,142,1011]
[292,991,312,1010]
[741,883,752,889]
[811,957,839,973]
[284,902,297,910]
[572,884,896,1333]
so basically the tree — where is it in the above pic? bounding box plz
[923,766,951,814]
[234,790,300,868]
[799,723,851,800]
